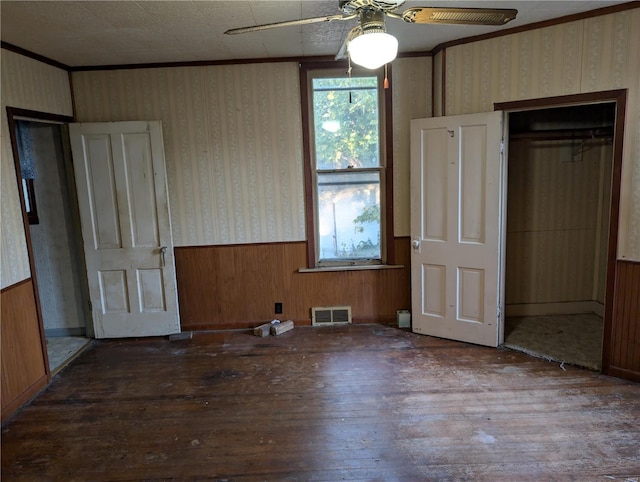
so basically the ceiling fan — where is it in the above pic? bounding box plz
[225,0,518,69]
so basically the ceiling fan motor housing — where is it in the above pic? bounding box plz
[340,0,407,15]
[359,9,388,33]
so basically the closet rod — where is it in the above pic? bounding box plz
[510,127,613,142]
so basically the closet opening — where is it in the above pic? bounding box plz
[502,102,617,371]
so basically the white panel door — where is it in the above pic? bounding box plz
[410,112,504,347]
[70,121,180,338]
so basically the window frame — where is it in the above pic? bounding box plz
[300,61,394,269]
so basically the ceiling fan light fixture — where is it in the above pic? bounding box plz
[348,30,398,70]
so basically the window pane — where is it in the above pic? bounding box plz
[317,171,381,261]
[313,77,380,170]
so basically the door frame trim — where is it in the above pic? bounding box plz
[6,107,76,377]
[495,89,627,373]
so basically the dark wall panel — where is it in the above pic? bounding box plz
[606,260,640,381]
[175,238,411,331]
[1,279,48,421]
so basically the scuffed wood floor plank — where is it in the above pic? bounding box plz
[2,324,639,481]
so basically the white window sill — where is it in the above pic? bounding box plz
[298,264,404,273]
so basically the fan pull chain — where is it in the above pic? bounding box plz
[384,64,389,89]
[348,57,353,103]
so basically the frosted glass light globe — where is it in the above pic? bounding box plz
[348,32,398,70]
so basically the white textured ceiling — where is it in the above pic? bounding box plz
[0,1,631,67]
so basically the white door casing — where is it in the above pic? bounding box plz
[410,112,504,347]
[70,121,180,338]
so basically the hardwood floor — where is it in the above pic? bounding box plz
[2,324,639,481]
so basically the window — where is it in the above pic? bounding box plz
[22,178,39,225]
[15,120,39,224]
[301,64,393,268]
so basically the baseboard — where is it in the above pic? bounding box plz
[506,301,604,318]
[604,366,640,383]
[45,327,86,337]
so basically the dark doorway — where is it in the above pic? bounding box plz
[9,110,91,375]
[503,102,616,370]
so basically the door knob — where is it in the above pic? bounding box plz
[160,246,168,267]
[412,238,420,251]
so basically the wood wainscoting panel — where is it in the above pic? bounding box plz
[175,238,411,331]
[1,279,49,421]
[606,260,640,381]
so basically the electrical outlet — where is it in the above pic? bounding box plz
[275,302,283,314]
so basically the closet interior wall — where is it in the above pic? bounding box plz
[506,124,613,317]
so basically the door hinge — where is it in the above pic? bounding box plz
[497,303,502,319]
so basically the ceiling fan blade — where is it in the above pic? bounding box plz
[401,7,517,26]
[225,13,356,35]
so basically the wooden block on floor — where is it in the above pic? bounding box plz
[271,320,294,336]
[253,323,272,337]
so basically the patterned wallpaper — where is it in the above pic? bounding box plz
[442,8,640,261]
[0,49,73,289]
[432,52,444,118]
[73,63,306,247]
[392,57,432,236]
[73,58,432,245]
